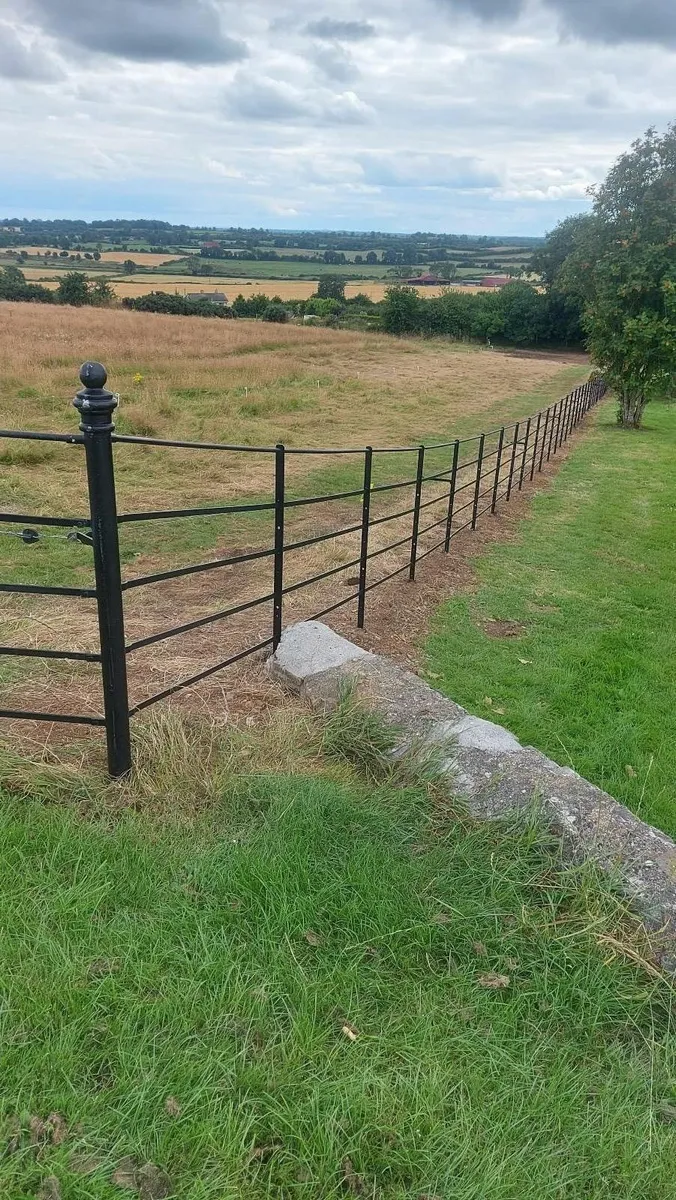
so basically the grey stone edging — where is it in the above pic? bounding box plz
[269,620,676,973]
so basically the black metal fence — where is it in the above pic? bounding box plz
[0,364,607,775]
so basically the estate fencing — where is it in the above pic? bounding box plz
[0,364,607,775]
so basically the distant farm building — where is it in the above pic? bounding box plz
[480,275,512,288]
[185,291,227,304]
[405,273,443,286]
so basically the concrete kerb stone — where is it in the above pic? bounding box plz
[268,620,372,692]
[268,620,676,973]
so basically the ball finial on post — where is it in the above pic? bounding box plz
[74,362,117,433]
[79,361,108,390]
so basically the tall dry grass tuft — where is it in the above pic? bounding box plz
[0,704,327,819]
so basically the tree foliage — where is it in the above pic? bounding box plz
[552,125,676,427]
[262,302,288,323]
[56,272,91,306]
[380,281,578,345]
[315,274,346,301]
[0,266,54,304]
[122,291,233,318]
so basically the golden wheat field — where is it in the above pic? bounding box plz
[0,301,588,739]
[10,248,188,267]
[16,272,489,300]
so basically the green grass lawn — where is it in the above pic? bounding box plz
[0,707,675,1199]
[426,398,676,837]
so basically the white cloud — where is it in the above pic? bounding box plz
[1,0,675,231]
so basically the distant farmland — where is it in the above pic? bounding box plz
[5,237,533,305]
[18,270,494,301]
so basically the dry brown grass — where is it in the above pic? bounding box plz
[0,300,589,746]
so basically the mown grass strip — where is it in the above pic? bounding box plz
[426,399,676,836]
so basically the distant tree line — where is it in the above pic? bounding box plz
[121,291,234,319]
[379,281,583,346]
[0,267,114,307]
[0,217,540,265]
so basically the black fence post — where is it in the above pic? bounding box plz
[506,421,520,501]
[273,444,285,650]
[559,395,568,445]
[73,363,131,777]
[546,402,556,461]
[471,434,485,529]
[529,412,542,481]
[579,384,587,421]
[518,416,531,490]
[574,387,582,427]
[409,444,425,581]
[568,389,578,437]
[491,427,505,513]
[539,407,550,472]
[444,440,460,552]
[563,393,573,442]
[554,399,565,453]
[357,446,373,629]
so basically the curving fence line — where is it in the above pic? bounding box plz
[0,363,607,774]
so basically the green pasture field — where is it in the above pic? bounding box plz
[427,398,676,837]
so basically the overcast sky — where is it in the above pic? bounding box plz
[1,0,674,234]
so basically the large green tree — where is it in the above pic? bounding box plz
[315,274,345,301]
[56,272,91,307]
[530,214,593,288]
[561,125,676,428]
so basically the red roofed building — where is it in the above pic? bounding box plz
[405,273,443,286]
[480,275,511,288]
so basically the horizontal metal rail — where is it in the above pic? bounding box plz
[117,499,275,523]
[0,581,97,597]
[125,590,275,653]
[0,512,90,529]
[0,645,100,662]
[121,545,275,591]
[283,520,363,555]
[128,636,274,715]
[0,429,84,445]
[112,433,277,454]
[0,706,105,726]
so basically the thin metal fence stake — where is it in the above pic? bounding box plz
[471,434,485,529]
[491,427,505,513]
[554,399,564,453]
[539,407,550,471]
[444,440,460,551]
[409,444,425,581]
[530,412,542,481]
[273,443,285,649]
[506,421,520,500]
[518,417,531,489]
[357,446,373,628]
